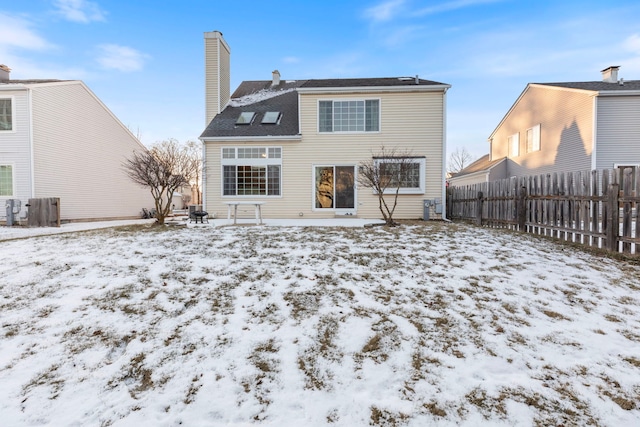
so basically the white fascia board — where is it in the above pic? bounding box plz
[297,84,451,94]
[200,135,302,142]
[597,90,640,96]
[0,84,28,91]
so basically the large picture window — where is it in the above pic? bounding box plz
[222,147,281,196]
[0,165,14,196]
[374,157,425,194]
[319,99,379,132]
[0,98,13,131]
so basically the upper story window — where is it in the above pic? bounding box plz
[526,124,541,153]
[319,99,379,132]
[508,132,519,157]
[0,98,13,131]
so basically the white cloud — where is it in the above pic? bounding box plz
[623,33,640,54]
[0,12,53,51]
[53,0,107,23]
[96,44,149,72]
[282,56,300,64]
[363,0,406,23]
[413,0,502,16]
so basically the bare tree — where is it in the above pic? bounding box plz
[123,139,197,225]
[358,146,417,226]
[448,147,475,175]
[185,140,203,205]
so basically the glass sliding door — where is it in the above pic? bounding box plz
[315,165,355,211]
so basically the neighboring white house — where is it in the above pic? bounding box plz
[0,65,153,223]
[451,66,640,186]
[199,31,451,220]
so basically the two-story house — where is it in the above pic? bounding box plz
[450,66,640,186]
[199,31,450,220]
[0,65,153,223]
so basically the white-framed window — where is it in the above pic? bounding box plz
[221,147,282,196]
[314,165,356,210]
[508,132,519,157]
[0,97,14,131]
[374,157,426,194]
[0,164,15,197]
[318,99,380,132]
[526,124,541,153]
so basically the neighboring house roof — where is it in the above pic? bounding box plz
[450,154,506,178]
[2,79,67,84]
[534,80,640,92]
[200,77,449,140]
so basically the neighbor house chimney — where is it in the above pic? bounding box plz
[272,70,281,86]
[0,64,11,82]
[204,31,231,125]
[601,65,620,83]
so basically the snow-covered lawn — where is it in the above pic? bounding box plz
[1,221,639,426]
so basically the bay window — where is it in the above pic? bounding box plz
[222,147,281,196]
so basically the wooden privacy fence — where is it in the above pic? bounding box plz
[447,168,640,255]
[27,197,61,227]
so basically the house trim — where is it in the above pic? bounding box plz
[201,135,302,142]
[591,96,598,170]
[297,84,450,95]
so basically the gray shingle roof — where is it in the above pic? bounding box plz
[535,80,640,91]
[201,76,450,139]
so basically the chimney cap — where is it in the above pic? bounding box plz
[600,65,620,72]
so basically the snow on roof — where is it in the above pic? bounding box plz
[228,88,297,107]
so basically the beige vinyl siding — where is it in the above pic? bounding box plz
[204,90,446,220]
[30,82,153,221]
[204,33,230,125]
[595,95,640,169]
[491,85,594,177]
[0,89,33,211]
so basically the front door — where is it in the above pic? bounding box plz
[314,165,356,213]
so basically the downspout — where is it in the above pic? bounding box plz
[28,87,35,199]
[441,87,450,221]
[591,95,598,170]
[201,140,206,211]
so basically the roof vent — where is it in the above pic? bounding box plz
[0,64,11,82]
[415,75,419,84]
[619,78,624,86]
[272,70,281,86]
[601,65,620,83]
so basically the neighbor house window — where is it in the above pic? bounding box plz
[374,157,425,194]
[318,99,379,132]
[0,165,14,196]
[0,98,13,131]
[508,133,519,157]
[222,147,281,196]
[526,124,541,153]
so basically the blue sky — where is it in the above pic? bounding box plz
[2,0,640,160]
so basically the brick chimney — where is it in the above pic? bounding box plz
[204,31,231,125]
[0,64,11,82]
[272,70,281,86]
[601,66,620,83]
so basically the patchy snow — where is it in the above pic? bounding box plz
[228,88,297,107]
[0,220,639,426]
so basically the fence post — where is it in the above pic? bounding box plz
[517,185,527,231]
[605,183,619,252]
[476,191,483,226]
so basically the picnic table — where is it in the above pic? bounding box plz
[224,201,265,225]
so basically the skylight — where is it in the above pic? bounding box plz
[261,111,281,124]
[236,112,255,125]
